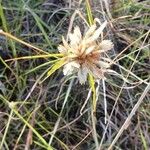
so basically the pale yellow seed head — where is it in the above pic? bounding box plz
[58,18,114,84]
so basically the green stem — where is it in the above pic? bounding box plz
[85,0,94,26]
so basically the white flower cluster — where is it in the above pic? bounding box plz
[58,19,113,84]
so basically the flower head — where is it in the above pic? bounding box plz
[58,19,113,84]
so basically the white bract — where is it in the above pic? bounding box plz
[58,19,114,84]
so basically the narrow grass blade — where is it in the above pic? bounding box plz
[49,79,74,146]
[5,54,63,62]
[0,96,53,150]
[88,74,96,112]
[139,127,148,150]
[24,60,57,75]
[0,57,16,76]
[107,83,150,150]
[40,58,66,83]
[47,59,66,76]
[0,30,49,54]
[27,7,53,49]
[12,108,53,150]
[0,2,16,57]
[85,0,94,26]
[0,109,13,149]
[85,0,97,113]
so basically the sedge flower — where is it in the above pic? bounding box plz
[58,18,114,84]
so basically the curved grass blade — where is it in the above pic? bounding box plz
[47,58,66,76]
[26,7,53,49]
[0,30,49,54]
[40,58,66,83]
